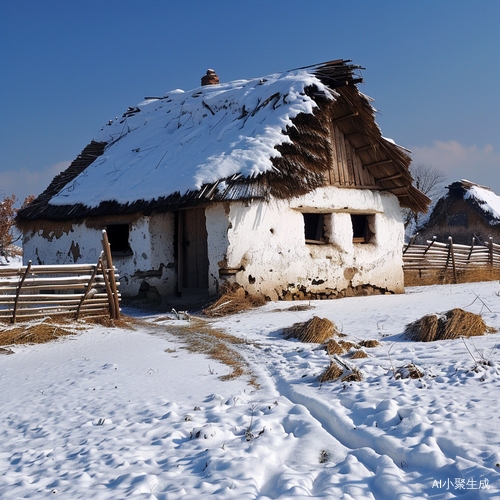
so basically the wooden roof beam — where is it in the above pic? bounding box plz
[363,159,393,170]
[386,186,409,194]
[375,173,402,183]
[354,144,374,153]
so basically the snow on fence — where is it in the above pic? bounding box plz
[403,236,500,283]
[0,231,120,323]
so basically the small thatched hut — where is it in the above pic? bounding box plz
[17,60,429,301]
[417,180,500,244]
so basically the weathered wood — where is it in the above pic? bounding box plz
[12,261,32,324]
[100,256,116,319]
[101,230,120,319]
[354,144,373,153]
[448,237,457,283]
[375,173,402,183]
[75,261,100,320]
[362,160,393,170]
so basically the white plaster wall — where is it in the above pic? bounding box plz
[206,204,230,295]
[22,213,177,299]
[214,187,404,299]
[23,225,103,267]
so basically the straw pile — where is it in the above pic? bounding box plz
[319,358,363,383]
[325,339,344,355]
[350,350,368,359]
[203,282,266,318]
[359,340,381,348]
[394,363,424,379]
[283,316,338,343]
[405,308,495,342]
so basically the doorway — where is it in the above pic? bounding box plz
[177,208,209,291]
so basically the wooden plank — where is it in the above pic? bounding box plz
[102,231,120,319]
[76,261,100,320]
[363,160,392,170]
[0,294,111,303]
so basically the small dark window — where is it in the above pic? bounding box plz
[303,213,326,244]
[351,214,371,243]
[106,224,132,256]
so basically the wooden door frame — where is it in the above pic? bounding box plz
[176,208,209,293]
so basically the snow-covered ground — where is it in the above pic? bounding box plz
[1,282,500,499]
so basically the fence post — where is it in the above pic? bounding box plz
[75,260,100,320]
[101,230,120,320]
[467,237,475,262]
[403,233,418,255]
[447,237,457,284]
[424,236,437,255]
[489,237,494,267]
[12,261,32,324]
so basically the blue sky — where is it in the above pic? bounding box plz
[1,0,499,202]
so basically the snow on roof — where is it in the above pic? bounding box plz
[49,71,330,208]
[463,182,500,224]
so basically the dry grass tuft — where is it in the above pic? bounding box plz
[404,268,500,287]
[350,350,368,359]
[0,314,137,350]
[318,358,363,383]
[338,340,359,352]
[149,317,260,388]
[325,339,345,355]
[359,340,381,348]
[283,316,338,343]
[286,305,313,312]
[203,282,266,317]
[0,319,85,347]
[318,361,343,383]
[405,308,495,342]
[395,363,424,379]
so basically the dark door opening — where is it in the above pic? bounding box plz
[177,208,209,291]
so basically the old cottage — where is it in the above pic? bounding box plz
[416,180,500,245]
[17,60,430,301]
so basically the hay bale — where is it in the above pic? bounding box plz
[406,308,495,342]
[350,350,368,359]
[318,360,343,383]
[318,356,363,383]
[395,363,424,379]
[359,340,381,348]
[325,339,345,355]
[338,340,359,351]
[203,283,266,318]
[283,316,337,343]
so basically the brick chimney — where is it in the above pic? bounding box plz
[201,69,219,86]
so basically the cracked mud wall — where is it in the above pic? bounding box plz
[22,213,177,298]
[214,187,404,300]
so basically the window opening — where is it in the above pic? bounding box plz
[106,224,132,256]
[351,214,371,243]
[303,213,327,245]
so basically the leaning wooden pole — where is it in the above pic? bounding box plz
[75,259,100,320]
[12,260,32,324]
[101,230,120,319]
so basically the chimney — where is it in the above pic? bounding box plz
[201,69,219,86]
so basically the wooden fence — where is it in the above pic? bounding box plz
[403,236,500,283]
[0,231,120,323]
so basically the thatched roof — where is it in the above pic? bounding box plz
[422,180,500,229]
[18,60,429,224]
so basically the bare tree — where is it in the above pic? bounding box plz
[404,164,447,231]
[0,195,35,261]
